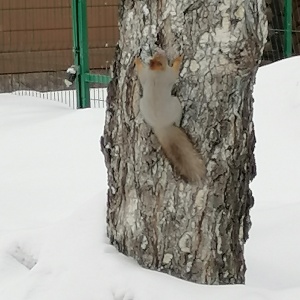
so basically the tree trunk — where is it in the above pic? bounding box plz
[101,0,267,284]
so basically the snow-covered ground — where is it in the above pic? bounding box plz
[0,57,300,299]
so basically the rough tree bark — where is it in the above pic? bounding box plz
[101,0,267,284]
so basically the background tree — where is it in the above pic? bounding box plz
[101,0,267,284]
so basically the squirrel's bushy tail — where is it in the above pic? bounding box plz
[153,126,206,183]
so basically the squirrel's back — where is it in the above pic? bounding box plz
[139,55,182,128]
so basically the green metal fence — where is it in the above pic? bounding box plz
[263,0,300,63]
[0,0,299,108]
[0,0,118,108]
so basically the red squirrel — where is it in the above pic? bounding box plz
[134,50,206,183]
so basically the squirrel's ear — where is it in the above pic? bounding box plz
[172,55,183,73]
[134,57,140,65]
[134,57,144,72]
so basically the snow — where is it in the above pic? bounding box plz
[0,57,300,299]
[12,88,107,109]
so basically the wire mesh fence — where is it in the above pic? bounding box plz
[0,1,299,108]
[0,0,118,108]
[263,0,300,63]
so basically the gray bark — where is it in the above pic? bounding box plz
[101,0,267,284]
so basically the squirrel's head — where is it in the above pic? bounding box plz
[149,53,167,71]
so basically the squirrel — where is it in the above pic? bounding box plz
[134,50,206,183]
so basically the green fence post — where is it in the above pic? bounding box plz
[284,0,293,58]
[71,0,90,108]
[71,0,111,107]
[78,0,90,108]
[71,0,81,108]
